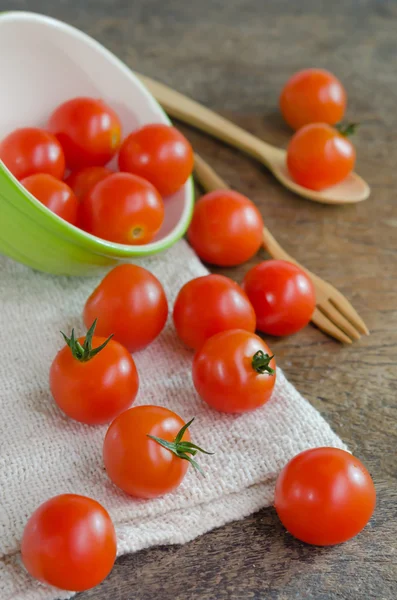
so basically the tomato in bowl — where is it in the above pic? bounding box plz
[0,12,194,275]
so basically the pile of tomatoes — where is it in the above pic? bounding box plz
[4,71,373,595]
[0,97,193,244]
[20,261,375,593]
[281,68,357,190]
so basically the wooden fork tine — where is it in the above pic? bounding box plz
[318,301,361,341]
[327,286,370,335]
[311,308,353,344]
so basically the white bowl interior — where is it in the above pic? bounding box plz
[0,12,192,246]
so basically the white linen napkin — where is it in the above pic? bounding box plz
[0,240,345,600]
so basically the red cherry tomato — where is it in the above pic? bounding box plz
[104,406,207,498]
[280,68,346,130]
[193,329,276,413]
[0,127,65,180]
[21,494,117,591]
[287,123,356,190]
[274,447,376,546]
[50,320,139,425]
[118,124,194,196]
[65,166,113,201]
[21,173,78,225]
[188,190,263,266]
[48,97,122,170]
[243,260,315,336]
[84,264,168,353]
[80,172,164,245]
[173,274,256,350]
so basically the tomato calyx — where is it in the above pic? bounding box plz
[61,319,113,362]
[251,350,275,375]
[336,122,359,137]
[132,226,144,240]
[147,418,213,475]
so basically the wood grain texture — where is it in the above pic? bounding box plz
[3,0,397,598]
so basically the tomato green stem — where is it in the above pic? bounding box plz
[336,122,359,137]
[61,319,113,362]
[252,350,275,375]
[147,418,213,475]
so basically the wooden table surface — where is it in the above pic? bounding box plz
[6,1,397,598]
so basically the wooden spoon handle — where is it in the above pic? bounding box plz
[193,153,299,265]
[137,73,280,168]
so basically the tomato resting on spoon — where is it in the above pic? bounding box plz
[287,123,356,191]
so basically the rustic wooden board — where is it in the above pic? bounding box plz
[3,0,396,598]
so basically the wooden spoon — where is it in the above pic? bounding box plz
[138,74,370,205]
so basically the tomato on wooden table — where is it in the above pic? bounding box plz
[50,319,139,425]
[243,260,315,336]
[274,447,376,546]
[48,97,122,169]
[84,264,168,353]
[287,123,356,190]
[103,406,210,498]
[0,127,65,180]
[188,190,264,266]
[21,494,117,591]
[280,68,346,130]
[80,172,164,244]
[193,329,276,413]
[21,173,78,225]
[118,124,194,196]
[65,166,113,201]
[173,274,256,350]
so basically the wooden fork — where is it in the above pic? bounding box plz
[193,153,369,344]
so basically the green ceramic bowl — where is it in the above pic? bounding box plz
[0,12,194,275]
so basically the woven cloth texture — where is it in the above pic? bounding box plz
[0,240,345,600]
